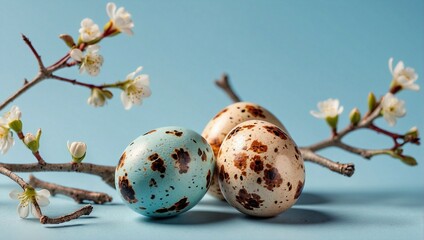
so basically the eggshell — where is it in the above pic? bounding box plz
[115,126,215,218]
[217,120,304,217]
[202,102,288,200]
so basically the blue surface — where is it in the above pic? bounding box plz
[0,0,423,239]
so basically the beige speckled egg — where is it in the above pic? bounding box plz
[202,102,288,200]
[217,120,304,217]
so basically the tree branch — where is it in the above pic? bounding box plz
[0,162,116,189]
[215,73,241,102]
[40,205,93,224]
[300,149,355,177]
[29,175,113,204]
[22,34,46,71]
[0,166,29,189]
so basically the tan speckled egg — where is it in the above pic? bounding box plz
[217,120,304,217]
[202,102,288,200]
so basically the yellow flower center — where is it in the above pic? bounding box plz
[18,187,36,206]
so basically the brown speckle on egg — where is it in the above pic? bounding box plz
[206,170,212,188]
[154,197,190,213]
[234,153,248,171]
[263,125,288,140]
[294,181,304,199]
[219,165,230,183]
[143,129,156,135]
[249,140,268,153]
[249,155,264,173]
[149,178,157,187]
[245,105,266,118]
[149,153,166,173]
[117,152,126,170]
[171,148,191,174]
[263,167,283,191]
[165,130,183,137]
[201,151,207,161]
[236,188,264,210]
[119,176,138,204]
[213,108,228,119]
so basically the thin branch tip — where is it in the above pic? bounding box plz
[341,163,355,177]
[29,175,113,204]
[40,205,93,224]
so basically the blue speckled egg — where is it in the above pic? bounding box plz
[115,126,215,218]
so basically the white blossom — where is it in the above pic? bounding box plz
[67,141,87,163]
[0,106,21,125]
[79,18,101,43]
[106,2,134,35]
[389,57,419,91]
[9,188,50,218]
[87,88,112,107]
[310,98,344,119]
[70,45,104,76]
[381,93,406,126]
[0,126,14,154]
[121,66,151,110]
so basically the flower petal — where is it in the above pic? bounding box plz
[406,84,420,91]
[383,114,396,127]
[36,195,50,207]
[18,204,30,218]
[388,57,394,75]
[393,60,404,75]
[31,204,41,218]
[70,49,83,62]
[106,2,116,19]
[37,189,51,198]
[310,110,324,119]
[142,86,152,97]
[135,74,149,86]
[9,189,21,200]
[121,91,132,110]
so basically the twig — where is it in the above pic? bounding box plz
[40,205,93,224]
[22,34,45,72]
[300,149,355,177]
[215,73,241,102]
[1,167,93,224]
[0,162,116,188]
[51,75,100,89]
[214,74,418,177]
[0,166,28,188]
[29,175,113,204]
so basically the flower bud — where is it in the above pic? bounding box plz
[406,126,419,139]
[24,132,39,153]
[87,88,113,107]
[325,115,338,130]
[368,92,376,112]
[9,120,23,133]
[404,126,420,144]
[349,108,361,126]
[59,34,76,48]
[67,141,87,163]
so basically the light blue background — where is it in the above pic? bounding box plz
[0,0,423,239]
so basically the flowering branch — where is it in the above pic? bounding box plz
[0,166,93,224]
[29,175,112,204]
[0,162,116,188]
[215,63,420,176]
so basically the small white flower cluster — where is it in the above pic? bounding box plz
[70,2,134,77]
[311,58,419,127]
[9,188,50,219]
[0,106,21,154]
[66,3,150,110]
